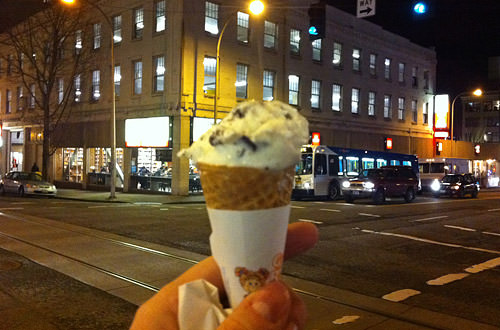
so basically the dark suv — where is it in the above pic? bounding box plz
[342,166,419,204]
[431,173,479,198]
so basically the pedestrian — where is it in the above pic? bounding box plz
[31,162,39,172]
[129,222,318,330]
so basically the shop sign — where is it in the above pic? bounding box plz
[125,117,170,147]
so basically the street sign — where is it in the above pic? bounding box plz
[357,0,376,18]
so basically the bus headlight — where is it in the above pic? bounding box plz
[363,182,375,189]
[342,181,350,188]
[303,181,311,189]
[430,179,441,191]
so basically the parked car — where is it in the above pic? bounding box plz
[430,173,479,198]
[0,171,57,197]
[342,166,419,204]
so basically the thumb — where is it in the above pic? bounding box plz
[219,280,292,330]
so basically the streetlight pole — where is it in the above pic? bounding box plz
[213,1,264,124]
[61,0,117,199]
[450,88,482,157]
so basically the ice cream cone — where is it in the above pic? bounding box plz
[197,163,294,210]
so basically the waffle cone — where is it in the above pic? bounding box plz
[198,163,294,210]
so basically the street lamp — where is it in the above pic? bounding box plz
[214,1,264,123]
[61,0,117,199]
[450,88,482,156]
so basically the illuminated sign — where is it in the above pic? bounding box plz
[474,144,480,155]
[125,117,170,147]
[385,137,393,150]
[434,131,449,138]
[434,94,449,130]
[311,132,321,146]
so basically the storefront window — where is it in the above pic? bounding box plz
[87,148,124,187]
[63,148,83,182]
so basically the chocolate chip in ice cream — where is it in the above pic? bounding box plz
[239,136,257,151]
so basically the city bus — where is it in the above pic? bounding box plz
[293,145,419,200]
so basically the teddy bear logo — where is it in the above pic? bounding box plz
[234,267,270,296]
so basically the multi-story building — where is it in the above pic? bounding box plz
[0,0,440,195]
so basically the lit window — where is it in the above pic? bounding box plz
[384,94,392,118]
[288,75,299,106]
[134,8,144,39]
[203,56,216,95]
[237,12,249,43]
[75,30,82,54]
[398,62,405,82]
[423,102,429,124]
[368,91,376,116]
[113,15,122,43]
[114,66,121,96]
[369,54,376,75]
[333,42,342,66]
[205,1,219,34]
[352,48,361,71]
[332,84,342,111]
[290,29,300,55]
[263,70,275,101]
[264,21,277,49]
[57,78,64,104]
[312,39,322,61]
[154,56,165,92]
[93,23,101,49]
[412,99,417,123]
[384,58,391,80]
[134,61,142,95]
[311,80,321,109]
[74,74,81,102]
[17,86,24,110]
[92,70,100,101]
[351,88,359,114]
[235,63,248,99]
[398,97,405,120]
[29,84,36,109]
[155,0,166,32]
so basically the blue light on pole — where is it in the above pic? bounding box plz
[413,2,427,14]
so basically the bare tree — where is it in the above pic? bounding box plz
[0,1,91,180]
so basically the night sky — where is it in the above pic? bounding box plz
[328,0,500,96]
[0,0,499,97]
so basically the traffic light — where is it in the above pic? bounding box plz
[308,2,326,40]
[435,141,442,155]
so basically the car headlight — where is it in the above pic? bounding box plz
[452,185,460,190]
[363,181,375,189]
[342,181,350,188]
[430,179,441,191]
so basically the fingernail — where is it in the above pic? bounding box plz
[251,281,290,323]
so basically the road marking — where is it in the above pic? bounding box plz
[358,213,380,218]
[169,206,186,209]
[382,289,421,302]
[159,208,169,211]
[488,208,500,212]
[410,215,448,222]
[88,205,113,208]
[11,202,35,205]
[49,206,64,209]
[484,231,500,237]
[337,203,355,206]
[465,257,500,274]
[313,201,326,204]
[332,315,360,325]
[358,228,500,255]
[0,207,24,210]
[298,218,323,224]
[320,208,341,212]
[444,225,477,232]
[427,273,469,285]
[291,205,305,209]
[134,202,162,205]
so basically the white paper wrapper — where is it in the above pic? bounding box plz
[208,205,290,308]
[178,279,230,330]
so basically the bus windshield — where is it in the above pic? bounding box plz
[296,153,313,175]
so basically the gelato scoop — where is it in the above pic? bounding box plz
[178,100,309,170]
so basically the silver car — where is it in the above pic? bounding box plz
[0,171,57,197]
